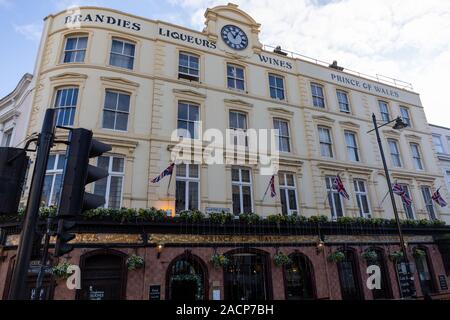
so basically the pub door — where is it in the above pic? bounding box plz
[224,252,271,301]
[337,250,363,300]
[78,253,126,300]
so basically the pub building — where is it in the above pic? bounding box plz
[1,3,450,300]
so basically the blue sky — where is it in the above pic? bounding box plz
[1,0,450,126]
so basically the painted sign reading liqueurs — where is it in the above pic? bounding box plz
[159,27,217,49]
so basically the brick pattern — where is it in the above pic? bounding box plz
[1,243,449,300]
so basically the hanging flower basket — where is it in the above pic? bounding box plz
[52,262,72,280]
[274,253,292,267]
[389,251,404,261]
[210,254,230,269]
[127,255,145,271]
[327,251,345,263]
[361,250,378,263]
[413,249,426,259]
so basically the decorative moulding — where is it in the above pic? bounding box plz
[268,107,294,117]
[312,115,335,124]
[173,89,207,99]
[100,77,140,88]
[224,99,253,108]
[50,72,88,81]
[339,121,360,129]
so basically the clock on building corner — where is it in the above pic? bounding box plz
[221,25,248,50]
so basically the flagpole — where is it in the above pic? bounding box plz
[378,191,390,208]
[262,177,271,203]
[166,162,176,196]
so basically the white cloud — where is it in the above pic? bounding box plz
[14,23,43,43]
[170,0,450,127]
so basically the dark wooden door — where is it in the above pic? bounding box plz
[78,254,125,300]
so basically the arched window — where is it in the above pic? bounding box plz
[414,247,436,296]
[224,249,272,300]
[337,248,363,300]
[77,250,127,300]
[166,252,207,301]
[284,253,315,300]
[366,248,392,300]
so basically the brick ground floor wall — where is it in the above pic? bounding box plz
[1,244,449,300]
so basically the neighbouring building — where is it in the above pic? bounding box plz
[0,73,34,149]
[0,4,450,300]
[430,124,450,198]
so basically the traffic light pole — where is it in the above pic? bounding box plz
[8,109,56,300]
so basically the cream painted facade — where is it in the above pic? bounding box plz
[0,73,34,149]
[23,3,450,223]
[430,124,450,201]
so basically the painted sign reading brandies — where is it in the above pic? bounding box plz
[331,73,400,98]
[64,14,142,31]
[159,27,217,49]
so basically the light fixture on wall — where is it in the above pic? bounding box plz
[316,240,325,255]
[156,244,164,259]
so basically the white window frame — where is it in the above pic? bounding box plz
[177,101,200,140]
[54,87,79,127]
[433,135,444,154]
[62,35,88,63]
[421,186,436,221]
[109,38,135,70]
[94,156,125,209]
[446,171,450,194]
[179,52,200,81]
[227,64,245,91]
[388,139,402,168]
[337,90,350,113]
[175,164,200,213]
[231,167,254,215]
[379,101,390,122]
[326,176,344,219]
[400,106,411,127]
[42,154,65,207]
[345,131,359,162]
[311,83,325,108]
[318,126,333,158]
[279,172,299,216]
[1,127,14,147]
[354,179,371,218]
[274,118,291,153]
[399,184,415,220]
[410,143,424,170]
[269,74,285,100]
[102,90,131,132]
[229,110,248,147]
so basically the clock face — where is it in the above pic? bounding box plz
[221,25,248,50]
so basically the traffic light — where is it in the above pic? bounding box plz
[0,147,29,216]
[54,129,111,257]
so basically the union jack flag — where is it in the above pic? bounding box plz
[393,183,412,207]
[333,175,350,200]
[269,175,276,198]
[432,188,448,208]
[151,163,175,184]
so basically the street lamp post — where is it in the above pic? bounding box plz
[368,113,415,299]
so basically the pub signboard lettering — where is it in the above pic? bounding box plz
[396,262,416,298]
[439,275,448,291]
[257,54,293,70]
[331,73,400,98]
[64,13,142,31]
[159,27,217,49]
[149,285,161,300]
